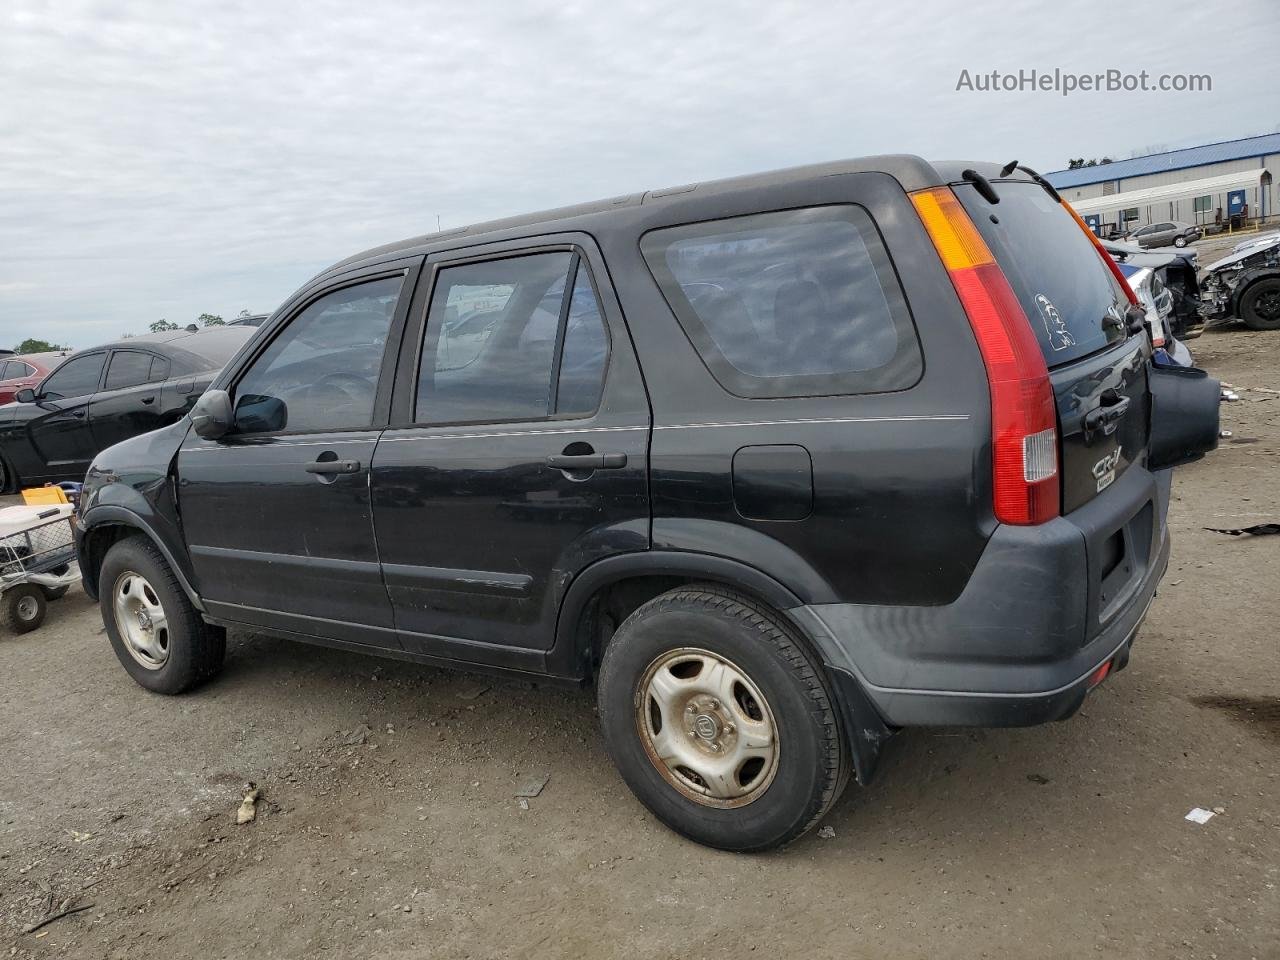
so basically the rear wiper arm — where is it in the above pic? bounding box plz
[1000,160,1062,203]
[961,168,1001,205]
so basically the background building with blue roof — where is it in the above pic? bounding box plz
[1045,132,1278,237]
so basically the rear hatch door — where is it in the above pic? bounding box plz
[955,180,1148,513]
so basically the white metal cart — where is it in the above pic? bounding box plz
[0,503,80,633]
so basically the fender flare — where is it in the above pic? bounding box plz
[550,550,804,672]
[78,506,204,611]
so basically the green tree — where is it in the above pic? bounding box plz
[150,319,179,333]
[198,313,225,327]
[14,338,69,353]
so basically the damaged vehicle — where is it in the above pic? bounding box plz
[76,158,1222,852]
[1201,232,1280,330]
[1103,240,1204,342]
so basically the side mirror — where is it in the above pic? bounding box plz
[190,389,234,439]
[14,388,36,404]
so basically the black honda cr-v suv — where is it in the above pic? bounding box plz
[76,157,1220,851]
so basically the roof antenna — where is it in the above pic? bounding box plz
[999,159,1018,177]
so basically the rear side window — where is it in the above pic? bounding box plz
[415,252,609,424]
[641,206,920,398]
[104,351,154,390]
[956,182,1128,367]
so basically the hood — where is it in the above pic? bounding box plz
[1206,233,1280,273]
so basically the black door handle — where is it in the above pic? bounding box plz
[70,410,86,419]
[306,459,361,475]
[1084,394,1131,439]
[545,452,628,470]
[140,395,156,405]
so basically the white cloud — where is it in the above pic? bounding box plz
[0,0,1274,348]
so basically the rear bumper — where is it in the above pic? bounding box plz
[792,465,1171,729]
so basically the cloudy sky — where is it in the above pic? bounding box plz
[1,0,1275,348]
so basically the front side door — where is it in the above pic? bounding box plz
[87,349,171,451]
[177,264,419,646]
[24,351,106,479]
[371,240,650,660]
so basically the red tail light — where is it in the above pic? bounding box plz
[911,187,1060,525]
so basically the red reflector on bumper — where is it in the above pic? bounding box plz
[1087,660,1113,689]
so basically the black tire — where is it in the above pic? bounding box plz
[0,453,16,496]
[1174,235,1187,248]
[4,585,47,634]
[1240,277,1280,331]
[99,536,225,694]
[597,584,848,852]
[41,584,70,601]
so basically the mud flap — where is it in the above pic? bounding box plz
[826,666,895,785]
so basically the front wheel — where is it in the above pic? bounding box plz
[99,536,225,694]
[597,585,848,852]
[1240,277,1280,331]
[1174,235,1188,247]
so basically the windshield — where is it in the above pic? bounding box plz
[956,181,1129,367]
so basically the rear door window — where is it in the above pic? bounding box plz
[104,350,154,390]
[956,182,1129,367]
[640,205,920,398]
[415,252,609,424]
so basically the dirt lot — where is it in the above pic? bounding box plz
[2,273,1278,958]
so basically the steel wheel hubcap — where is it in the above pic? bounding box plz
[113,571,169,670]
[16,595,38,621]
[635,647,780,808]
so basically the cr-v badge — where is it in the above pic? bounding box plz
[1092,447,1122,492]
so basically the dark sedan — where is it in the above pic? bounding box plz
[0,327,252,492]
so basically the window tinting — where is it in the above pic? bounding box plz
[148,355,170,383]
[40,353,105,399]
[641,206,920,398]
[0,362,14,381]
[105,351,154,390]
[554,266,609,416]
[418,252,610,424]
[957,182,1128,367]
[232,275,402,434]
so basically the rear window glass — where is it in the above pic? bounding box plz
[956,182,1128,367]
[640,205,921,398]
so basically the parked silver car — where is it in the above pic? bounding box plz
[1126,220,1202,249]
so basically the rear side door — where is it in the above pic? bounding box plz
[87,349,172,450]
[371,238,650,662]
[24,351,107,478]
[176,263,420,646]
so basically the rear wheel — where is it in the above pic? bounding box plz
[99,536,225,694]
[1240,278,1280,331]
[597,585,847,851]
[3,585,46,634]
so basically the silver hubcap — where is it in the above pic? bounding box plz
[16,595,38,621]
[113,571,169,669]
[635,647,780,808]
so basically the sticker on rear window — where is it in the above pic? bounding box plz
[1033,293,1076,352]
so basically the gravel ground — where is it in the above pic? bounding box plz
[1,311,1277,959]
